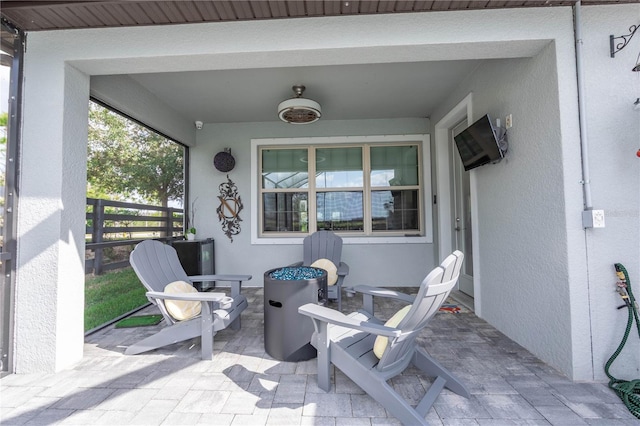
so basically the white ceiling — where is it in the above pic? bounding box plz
[128,59,483,124]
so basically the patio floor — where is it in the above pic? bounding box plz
[1,287,636,425]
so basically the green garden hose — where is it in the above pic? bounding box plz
[604,263,640,419]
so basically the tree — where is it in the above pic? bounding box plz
[87,102,184,207]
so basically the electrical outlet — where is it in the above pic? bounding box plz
[592,210,605,228]
[505,114,513,129]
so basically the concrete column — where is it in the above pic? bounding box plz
[14,56,89,373]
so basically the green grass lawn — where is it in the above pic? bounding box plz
[85,267,149,332]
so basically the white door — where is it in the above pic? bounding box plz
[451,121,474,297]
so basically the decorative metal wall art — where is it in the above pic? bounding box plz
[216,175,243,242]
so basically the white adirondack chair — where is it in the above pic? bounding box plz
[298,251,469,425]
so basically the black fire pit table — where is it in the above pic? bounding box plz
[264,266,328,361]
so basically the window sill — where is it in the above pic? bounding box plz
[251,235,430,245]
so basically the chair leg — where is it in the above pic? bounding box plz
[229,315,241,330]
[228,297,247,330]
[200,302,214,360]
[362,293,374,315]
[313,320,331,391]
[416,376,447,417]
[412,347,471,399]
[369,379,429,425]
[337,358,429,425]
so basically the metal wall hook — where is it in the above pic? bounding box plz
[610,24,639,58]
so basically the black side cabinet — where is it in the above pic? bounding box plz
[171,239,215,291]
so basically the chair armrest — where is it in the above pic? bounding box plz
[298,303,401,338]
[146,291,228,302]
[350,285,415,304]
[337,262,349,277]
[188,275,251,298]
[188,274,252,282]
[345,285,415,315]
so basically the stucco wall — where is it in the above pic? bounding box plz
[431,40,587,378]
[430,3,640,381]
[16,59,90,372]
[189,119,433,287]
[581,4,640,381]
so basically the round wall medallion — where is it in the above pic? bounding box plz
[214,150,235,172]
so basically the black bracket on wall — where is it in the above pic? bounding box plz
[610,24,639,58]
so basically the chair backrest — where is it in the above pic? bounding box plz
[130,240,190,293]
[303,231,343,266]
[377,251,464,373]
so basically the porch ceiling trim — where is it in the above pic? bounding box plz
[0,0,629,32]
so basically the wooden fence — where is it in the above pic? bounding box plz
[85,198,184,275]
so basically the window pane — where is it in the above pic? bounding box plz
[262,149,309,189]
[316,147,363,188]
[263,193,308,232]
[371,190,419,231]
[370,145,419,187]
[317,192,363,231]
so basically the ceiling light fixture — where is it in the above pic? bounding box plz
[278,85,322,124]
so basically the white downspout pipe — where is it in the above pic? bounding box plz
[574,0,597,381]
[574,1,594,212]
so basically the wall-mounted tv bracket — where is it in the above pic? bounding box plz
[610,23,638,58]
[494,127,509,156]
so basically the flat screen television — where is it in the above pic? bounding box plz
[453,114,506,171]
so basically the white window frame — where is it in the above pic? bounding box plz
[251,134,432,245]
